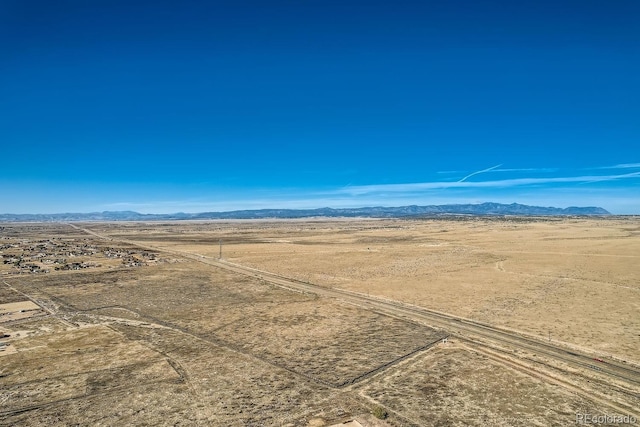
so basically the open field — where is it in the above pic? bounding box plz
[1,218,639,425]
[86,217,640,361]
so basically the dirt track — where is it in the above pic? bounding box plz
[69,222,640,418]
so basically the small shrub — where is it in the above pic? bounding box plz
[372,406,388,420]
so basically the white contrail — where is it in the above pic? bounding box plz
[457,164,503,182]
[337,171,640,195]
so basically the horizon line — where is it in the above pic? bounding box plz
[0,201,615,217]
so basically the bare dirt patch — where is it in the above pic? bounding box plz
[0,301,45,324]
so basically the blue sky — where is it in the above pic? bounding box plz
[1,0,639,214]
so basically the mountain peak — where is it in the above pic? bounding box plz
[0,203,612,222]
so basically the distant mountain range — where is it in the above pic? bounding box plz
[0,203,611,222]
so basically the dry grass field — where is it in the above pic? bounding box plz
[1,217,638,426]
[89,217,640,361]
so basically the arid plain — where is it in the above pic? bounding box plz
[1,217,639,426]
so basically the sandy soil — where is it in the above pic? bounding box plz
[1,218,638,426]
[101,217,639,362]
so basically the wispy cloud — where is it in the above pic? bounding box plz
[338,171,640,196]
[579,171,640,184]
[93,165,640,214]
[592,163,640,170]
[436,170,464,174]
[439,166,556,175]
[492,167,559,173]
[611,163,640,169]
